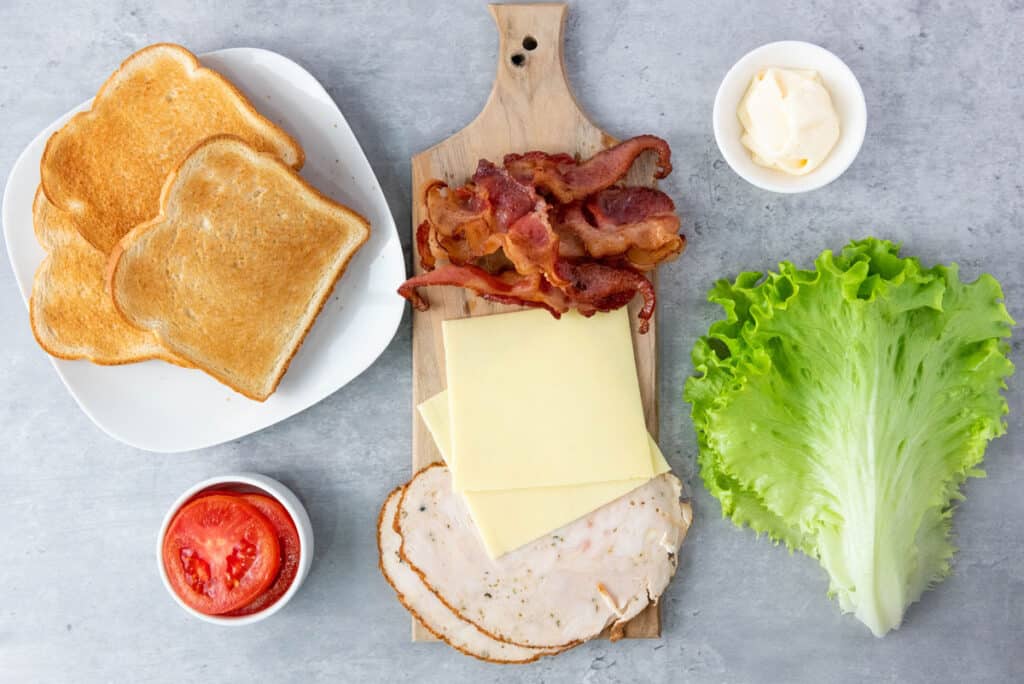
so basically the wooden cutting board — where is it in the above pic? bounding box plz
[409,2,661,641]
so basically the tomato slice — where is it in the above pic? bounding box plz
[162,494,281,615]
[222,494,301,616]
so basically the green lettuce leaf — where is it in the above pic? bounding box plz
[685,238,1014,636]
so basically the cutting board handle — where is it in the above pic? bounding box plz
[486,3,587,133]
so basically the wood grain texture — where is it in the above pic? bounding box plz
[410,2,661,642]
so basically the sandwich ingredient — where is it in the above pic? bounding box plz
[398,136,685,333]
[442,308,653,493]
[419,389,670,558]
[40,43,303,255]
[503,134,673,202]
[29,189,183,365]
[222,494,301,617]
[395,464,691,648]
[377,486,565,664]
[685,238,1014,636]
[162,494,282,615]
[107,136,370,401]
[738,68,840,175]
[31,42,304,367]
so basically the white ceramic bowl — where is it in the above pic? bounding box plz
[713,40,867,193]
[157,473,314,625]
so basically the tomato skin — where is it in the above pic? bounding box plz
[162,494,281,615]
[222,494,301,616]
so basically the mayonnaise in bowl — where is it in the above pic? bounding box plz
[712,41,867,194]
[738,68,840,175]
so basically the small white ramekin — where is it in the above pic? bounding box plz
[713,40,867,194]
[157,473,314,625]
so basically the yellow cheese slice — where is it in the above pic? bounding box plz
[442,308,653,491]
[418,391,670,558]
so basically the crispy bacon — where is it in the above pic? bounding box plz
[401,135,681,333]
[554,221,588,259]
[504,135,672,203]
[398,260,655,333]
[416,221,435,271]
[473,161,565,286]
[398,264,569,316]
[421,162,566,287]
[422,182,500,267]
[555,187,685,270]
[471,161,535,230]
[554,261,656,333]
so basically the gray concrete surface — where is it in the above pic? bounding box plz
[1,1,1022,682]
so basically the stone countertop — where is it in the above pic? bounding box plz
[1,1,1021,682]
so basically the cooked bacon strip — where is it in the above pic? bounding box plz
[555,187,685,270]
[554,261,656,333]
[423,182,501,267]
[471,160,535,230]
[589,186,676,228]
[416,221,436,271]
[502,205,565,286]
[398,261,655,333]
[553,221,587,259]
[406,137,677,331]
[471,161,564,285]
[398,264,569,316]
[422,162,567,287]
[503,135,672,203]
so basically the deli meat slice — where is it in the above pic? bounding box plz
[396,464,692,649]
[377,487,562,663]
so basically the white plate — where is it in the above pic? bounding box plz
[713,41,867,194]
[2,48,406,452]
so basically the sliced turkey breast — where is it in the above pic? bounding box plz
[396,464,692,649]
[377,486,565,663]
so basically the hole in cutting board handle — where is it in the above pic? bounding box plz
[522,35,538,50]
[510,53,526,67]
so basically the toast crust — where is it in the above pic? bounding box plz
[107,135,370,401]
[41,43,305,254]
[28,187,186,366]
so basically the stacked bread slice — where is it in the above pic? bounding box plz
[30,188,183,366]
[32,43,370,400]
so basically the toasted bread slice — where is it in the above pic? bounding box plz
[41,43,304,254]
[108,136,371,401]
[29,187,185,366]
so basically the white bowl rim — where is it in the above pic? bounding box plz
[712,39,867,194]
[156,472,314,626]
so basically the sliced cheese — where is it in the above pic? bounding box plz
[442,308,653,491]
[419,390,670,558]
